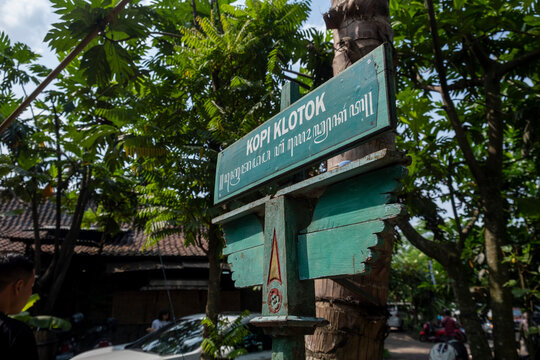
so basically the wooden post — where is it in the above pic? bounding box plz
[212,46,404,360]
[252,196,319,359]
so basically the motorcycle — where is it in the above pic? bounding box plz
[420,322,467,343]
[56,313,117,359]
[420,322,443,342]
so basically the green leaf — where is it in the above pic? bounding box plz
[80,45,111,86]
[22,294,40,312]
[511,287,530,298]
[515,197,540,220]
[523,15,540,26]
[28,316,72,331]
[453,0,465,9]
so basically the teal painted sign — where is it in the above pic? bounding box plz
[214,44,394,204]
[212,45,405,359]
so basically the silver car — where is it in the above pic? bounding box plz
[71,313,272,360]
[387,306,404,331]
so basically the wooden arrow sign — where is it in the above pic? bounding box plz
[220,154,407,287]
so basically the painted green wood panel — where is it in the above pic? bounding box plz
[212,150,406,226]
[222,215,264,255]
[298,220,391,280]
[222,214,264,288]
[227,245,264,287]
[302,165,407,234]
[214,43,395,204]
[280,82,301,111]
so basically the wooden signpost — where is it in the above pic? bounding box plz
[212,44,407,359]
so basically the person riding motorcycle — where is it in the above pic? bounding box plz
[441,309,460,340]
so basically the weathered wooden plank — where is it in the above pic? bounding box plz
[212,149,407,226]
[221,215,265,288]
[302,165,407,233]
[222,215,264,255]
[297,220,392,280]
[227,245,264,287]
[280,82,301,111]
[303,203,405,235]
[214,44,395,204]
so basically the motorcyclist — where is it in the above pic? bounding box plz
[441,309,458,340]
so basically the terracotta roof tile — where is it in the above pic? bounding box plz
[0,199,205,258]
[0,237,26,253]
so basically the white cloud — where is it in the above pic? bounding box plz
[0,0,58,63]
[307,0,329,28]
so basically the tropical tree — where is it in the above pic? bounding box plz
[1,0,147,311]
[0,31,52,274]
[391,0,540,358]
[129,2,312,354]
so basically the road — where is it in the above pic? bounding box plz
[384,331,530,359]
[385,331,434,360]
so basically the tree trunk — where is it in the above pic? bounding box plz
[31,191,42,275]
[482,76,517,360]
[447,263,493,360]
[54,108,63,258]
[305,1,394,359]
[41,167,91,314]
[202,222,223,360]
[421,0,519,356]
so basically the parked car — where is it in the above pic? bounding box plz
[387,306,404,331]
[71,313,271,360]
[513,307,524,331]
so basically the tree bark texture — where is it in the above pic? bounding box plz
[305,1,394,359]
[306,233,393,359]
[202,223,223,360]
[447,263,494,360]
[31,191,42,275]
[205,223,222,323]
[482,76,517,360]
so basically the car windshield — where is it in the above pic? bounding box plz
[127,319,203,355]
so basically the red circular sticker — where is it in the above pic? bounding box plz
[267,288,282,313]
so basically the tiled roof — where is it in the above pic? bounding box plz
[0,199,205,258]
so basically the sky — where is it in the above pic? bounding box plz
[0,0,329,72]
[0,0,60,68]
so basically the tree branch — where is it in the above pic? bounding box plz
[424,0,486,185]
[190,0,201,32]
[497,47,540,78]
[461,208,480,238]
[396,217,454,267]
[150,31,183,40]
[464,34,494,71]
[448,174,464,251]
[282,74,310,90]
[103,35,137,43]
[281,67,314,79]
[0,0,133,135]
[399,69,483,94]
